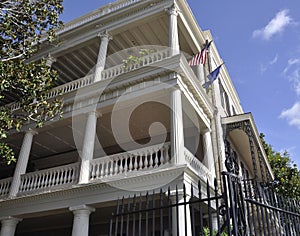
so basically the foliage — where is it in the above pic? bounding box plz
[0,0,64,164]
[123,49,155,69]
[260,133,300,200]
[203,227,228,236]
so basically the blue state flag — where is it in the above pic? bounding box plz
[203,64,223,89]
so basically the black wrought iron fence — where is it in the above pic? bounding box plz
[109,172,300,236]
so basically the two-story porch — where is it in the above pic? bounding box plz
[0,49,216,200]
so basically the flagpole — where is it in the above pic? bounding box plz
[204,39,224,188]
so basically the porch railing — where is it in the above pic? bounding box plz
[184,148,213,183]
[19,162,80,194]
[0,177,12,197]
[90,142,171,181]
[7,49,171,112]
[58,0,142,35]
[101,48,170,80]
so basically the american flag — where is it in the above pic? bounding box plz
[189,40,212,66]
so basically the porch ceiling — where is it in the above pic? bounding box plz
[222,113,274,180]
[50,13,171,87]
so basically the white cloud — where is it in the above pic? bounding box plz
[252,9,293,40]
[280,102,300,129]
[283,58,300,95]
[260,54,278,73]
[270,54,278,65]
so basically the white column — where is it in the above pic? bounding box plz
[170,89,185,164]
[0,217,22,236]
[94,31,112,82]
[69,205,95,236]
[167,5,180,56]
[202,129,216,179]
[170,190,192,236]
[9,130,36,197]
[211,213,218,231]
[79,111,98,184]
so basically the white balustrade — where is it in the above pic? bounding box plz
[90,142,171,181]
[7,49,171,112]
[58,0,142,35]
[184,148,213,182]
[19,163,80,194]
[0,177,12,197]
[101,49,170,80]
[46,74,94,99]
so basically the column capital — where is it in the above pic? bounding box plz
[97,30,113,41]
[166,4,180,16]
[69,205,95,214]
[27,128,38,136]
[0,217,22,236]
[86,110,101,118]
[45,54,56,67]
[0,216,22,224]
[202,128,211,134]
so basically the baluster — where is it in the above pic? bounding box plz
[36,173,42,189]
[165,144,170,162]
[160,146,165,165]
[129,154,133,171]
[26,176,30,191]
[40,172,45,188]
[50,171,55,187]
[55,170,60,186]
[154,148,159,168]
[35,173,40,190]
[19,177,24,192]
[124,155,128,173]
[105,161,109,177]
[20,177,25,192]
[64,168,69,184]
[70,167,75,183]
[50,171,55,186]
[114,158,119,175]
[58,170,62,185]
[29,175,34,190]
[45,171,50,188]
[90,164,95,180]
[65,168,70,184]
[134,154,138,171]
[70,166,75,183]
[24,176,29,191]
[95,163,100,179]
[149,150,154,169]
[31,174,36,190]
[144,151,149,170]
[23,177,29,192]
[119,155,124,174]
[138,152,143,170]
[60,168,65,184]
[100,162,105,178]
[110,160,114,176]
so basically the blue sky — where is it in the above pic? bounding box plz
[61,0,300,168]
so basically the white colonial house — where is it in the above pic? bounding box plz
[0,0,273,235]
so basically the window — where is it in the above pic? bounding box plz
[224,92,231,116]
